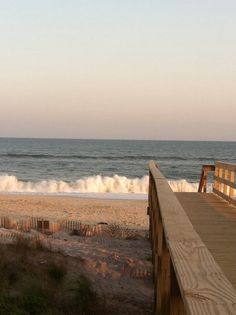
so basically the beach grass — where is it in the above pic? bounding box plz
[0,237,108,315]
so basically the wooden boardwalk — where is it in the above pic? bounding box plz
[177,192,236,290]
[148,161,236,315]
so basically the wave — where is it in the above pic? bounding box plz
[168,180,200,192]
[0,154,218,165]
[0,153,189,161]
[0,175,149,194]
[0,174,205,195]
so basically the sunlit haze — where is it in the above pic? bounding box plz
[1,1,236,141]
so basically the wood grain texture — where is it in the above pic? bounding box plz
[214,176,236,190]
[213,189,236,206]
[213,162,236,206]
[148,161,236,315]
[215,162,236,171]
[198,165,215,193]
[176,193,236,291]
[229,171,235,198]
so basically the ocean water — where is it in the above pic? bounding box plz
[0,138,235,198]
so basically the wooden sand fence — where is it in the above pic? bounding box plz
[0,216,104,236]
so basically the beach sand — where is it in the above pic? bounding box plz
[0,194,153,314]
[0,194,149,228]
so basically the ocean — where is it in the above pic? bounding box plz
[0,138,235,198]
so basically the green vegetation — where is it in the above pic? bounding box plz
[0,236,107,315]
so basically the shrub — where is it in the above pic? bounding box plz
[47,263,66,284]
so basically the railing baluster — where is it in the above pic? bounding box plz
[213,162,236,206]
[224,168,229,196]
[156,217,163,314]
[229,170,235,199]
[219,167,223,192]
[214,166,219,191]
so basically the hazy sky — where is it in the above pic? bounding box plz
[0,0,236,140]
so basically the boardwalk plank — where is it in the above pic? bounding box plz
[149,161,236,315]
[176,193,236,290]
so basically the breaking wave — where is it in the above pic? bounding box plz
[0,174,204,195]
[0,175,148,194]
[168,180,199,192]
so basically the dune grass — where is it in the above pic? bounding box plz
[0,236,107,315]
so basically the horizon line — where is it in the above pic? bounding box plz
[0,136,235,142]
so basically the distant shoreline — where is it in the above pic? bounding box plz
[0,137,235,142]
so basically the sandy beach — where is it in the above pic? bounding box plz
[0,194,153,313]
[0,194,149,229]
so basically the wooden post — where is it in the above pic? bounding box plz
[155,221,171,315]
[214,166,219,191]
[229,170,235,199]
[151,184,157,267]
[198,169,205,192]
[224,168,229,196]
[219,168,223,192]
[198,165,215,193]
[160,236,171,315]
[170,264,186,315]
[156,219,163,314]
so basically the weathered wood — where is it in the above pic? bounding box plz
[214,166,219,191]
[213,161,236,206]
[160,236,171,315]
[170,264,186,315]
[214,176,236,190]
[229,171,235,198]
[216,162,236,171]
[218,167,223,192]
[176,192,236,290]
[223,169,229,195]
[156,219,163,314]
[213,189,236,206]
[148,160,236,315]
[198,165,215,192]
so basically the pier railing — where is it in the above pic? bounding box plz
[148,160,236,315]
[213,161,236,206]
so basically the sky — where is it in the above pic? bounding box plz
[0,0,236,141]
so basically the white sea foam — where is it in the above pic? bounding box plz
[0,174,148,194]
[0,174,207,197]
[168,180,199,192]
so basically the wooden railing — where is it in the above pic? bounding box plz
[213,161,236,206]
[148,161,236,315]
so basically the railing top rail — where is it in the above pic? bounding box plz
[149,160,236,314]
[215,161,236,171]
